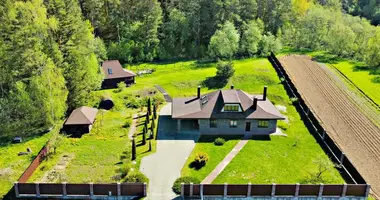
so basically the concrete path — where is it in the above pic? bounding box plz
[140,103,199,200]
[128,114,138,139]
[202,134,251,184]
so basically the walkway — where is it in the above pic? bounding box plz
[155,84,172,102]
[140,103,199,200]
[202,134,251,184]
[128,114,138,139]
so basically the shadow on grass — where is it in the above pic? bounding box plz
[195,135,244,144]
[188,161,204,170]
[352,64,380,84]
[251,135,271,141]
[311,54,345,64]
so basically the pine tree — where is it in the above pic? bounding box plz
[148,139,152,151]
[147,98,152,115]
[153,104,157,119]
[151,117,155,131]
[132,137,136,160]
[142,125,147,145]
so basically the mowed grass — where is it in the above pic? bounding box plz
[174,58,345,184]
[0,132,51,197]
[181,135,242,181]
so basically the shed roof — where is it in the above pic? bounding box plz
[172,89,284,120]
[102,60,136,79]
[64,106,98,125]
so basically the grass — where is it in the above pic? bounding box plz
[177,57,345,184]
[181,135,242,181]
[0,131,52,197]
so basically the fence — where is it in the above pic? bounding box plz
[181,183,370,198]
[18,145,48,183]
[14,182,146,198]
[267,53,366,184]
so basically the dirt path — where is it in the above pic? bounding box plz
[128,114,138,139]
[202,134,250,184]
[280,55,380,197]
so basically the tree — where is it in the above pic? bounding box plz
[153,104,157,119]
[151,117,155,131]
[132,137,136,160]
[303,156,335,183]
[208,21,240,59]
[258,33,282,56]
[148,139,152,151]
[147,98,152,115]
[240,19,264,56]
[365,28,380,67]
[142,124,147,145]
[216,61,235,80]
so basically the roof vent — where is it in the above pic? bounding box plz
[201,95,207,100]
[107,68,113,75]
[202,99,208,105]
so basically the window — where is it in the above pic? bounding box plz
[258,120,269,128]
[223,104,240,112]
[230,120,238,128]
[107,68,113,74]
[210,119,217,128]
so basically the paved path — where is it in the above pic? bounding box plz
[128,114,138,139]
[140,103,199,200]
[155,84,172,102]
[202,134,251,184]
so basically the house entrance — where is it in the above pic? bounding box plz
[245,122,251,131]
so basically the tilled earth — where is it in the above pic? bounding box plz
[280,55,380,198]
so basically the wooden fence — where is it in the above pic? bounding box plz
[18,145,48,183]
[267,53,366,184]
[14,182,146,198]
[181,183,370,198]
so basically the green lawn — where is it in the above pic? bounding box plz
[181,135,242,181]
[0,131,51,197]
[177,57,345,184]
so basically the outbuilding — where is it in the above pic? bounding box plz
[63,106,98,136]
[101,60,136,89]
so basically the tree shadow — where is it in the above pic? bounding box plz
[251,135,271,141]
[353,65,380,83]
[311,54,345,64]
[188,161,204,170]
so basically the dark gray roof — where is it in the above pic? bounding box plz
[172,89,284,120]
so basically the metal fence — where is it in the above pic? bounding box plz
[18,145,48,183]
[267,53,366,184]
[181,183,370,198]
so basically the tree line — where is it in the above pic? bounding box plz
[1,0,380,139]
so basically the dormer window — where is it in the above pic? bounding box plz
[222,104,242,112]
[107,68,113,74]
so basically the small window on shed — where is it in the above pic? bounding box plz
[107,68,113,74]
[258,120,269,128]
[210,119,217,128]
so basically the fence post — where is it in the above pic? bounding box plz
[340,153,345,166]
[181,183,184,197]
[35,183,40,197]
[117,182,121,196]
[341,183,347,197]
[143,182,147,197]
[190,182,193,197]
[200,184,204,200]
[89,182,94,196]
[322,130,326,140]
[365,184,371,198]
[62,182,67,197]
[247,183,251,197]
[295,183,300,198]
[224,183,228,198]
[271,183,276,198]
[318,183,324,198]
[14,182,19,197]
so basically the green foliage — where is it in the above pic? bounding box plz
[193,152,209,169]
[123,118,132,128]
[259,33,282,56]
[124,171,148,183]
[301,156,336,184]
[117,82,127,92]
[209,21,240,59]
[172,176,200,194]
[214,137,226,146]
[240,19,264,56]
[132,138,136,161]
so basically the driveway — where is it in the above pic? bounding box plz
[140,103,200,200]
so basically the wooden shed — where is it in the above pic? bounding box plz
[63,106,98,136]
[101,60,136,89]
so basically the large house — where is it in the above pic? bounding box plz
[101,60,136,88]
[171,86,284,135]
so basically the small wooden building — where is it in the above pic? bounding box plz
[63,106,98,136]
[101,60,136,89]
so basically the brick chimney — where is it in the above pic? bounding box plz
[253,97,258,110]
[263,86,267,101]
[197,86,201,99]
[231,85,234,89]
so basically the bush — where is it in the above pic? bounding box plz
[214,137,226,146]
[290,97,298,104]
[193,152,209,168]
[116,82,127,92]
[126,98,141,109]
[124,171,148,183]
[123,118,132,128]
[172,176,200,194]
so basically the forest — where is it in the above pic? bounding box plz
[0,0,380,139]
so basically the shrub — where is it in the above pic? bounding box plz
[123,118,132,128]
[172,176,200,194]
[116,82,127,92]
[124,171,148,183]
[214,137,226,146]
[280,77,286,83]
[290,97,298,104]
[126,98,141,109]
[193,152,209,168]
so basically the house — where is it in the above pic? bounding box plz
[101,60,136,88]
[63,106,98,136]
[171,86,285,135]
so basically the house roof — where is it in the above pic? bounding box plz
[101,60,136,79]
[64,106,98,125]
[172,89,285,120]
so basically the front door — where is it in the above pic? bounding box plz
[245,122,251,131]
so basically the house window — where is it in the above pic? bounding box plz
[258,120,269,128]
[210,119,217,128]
[107,68,113,74]
[230,120,238,128]
[223,104,240,112]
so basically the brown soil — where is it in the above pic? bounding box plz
[280,55,380,198]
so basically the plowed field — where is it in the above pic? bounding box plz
[280,55,380,197]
